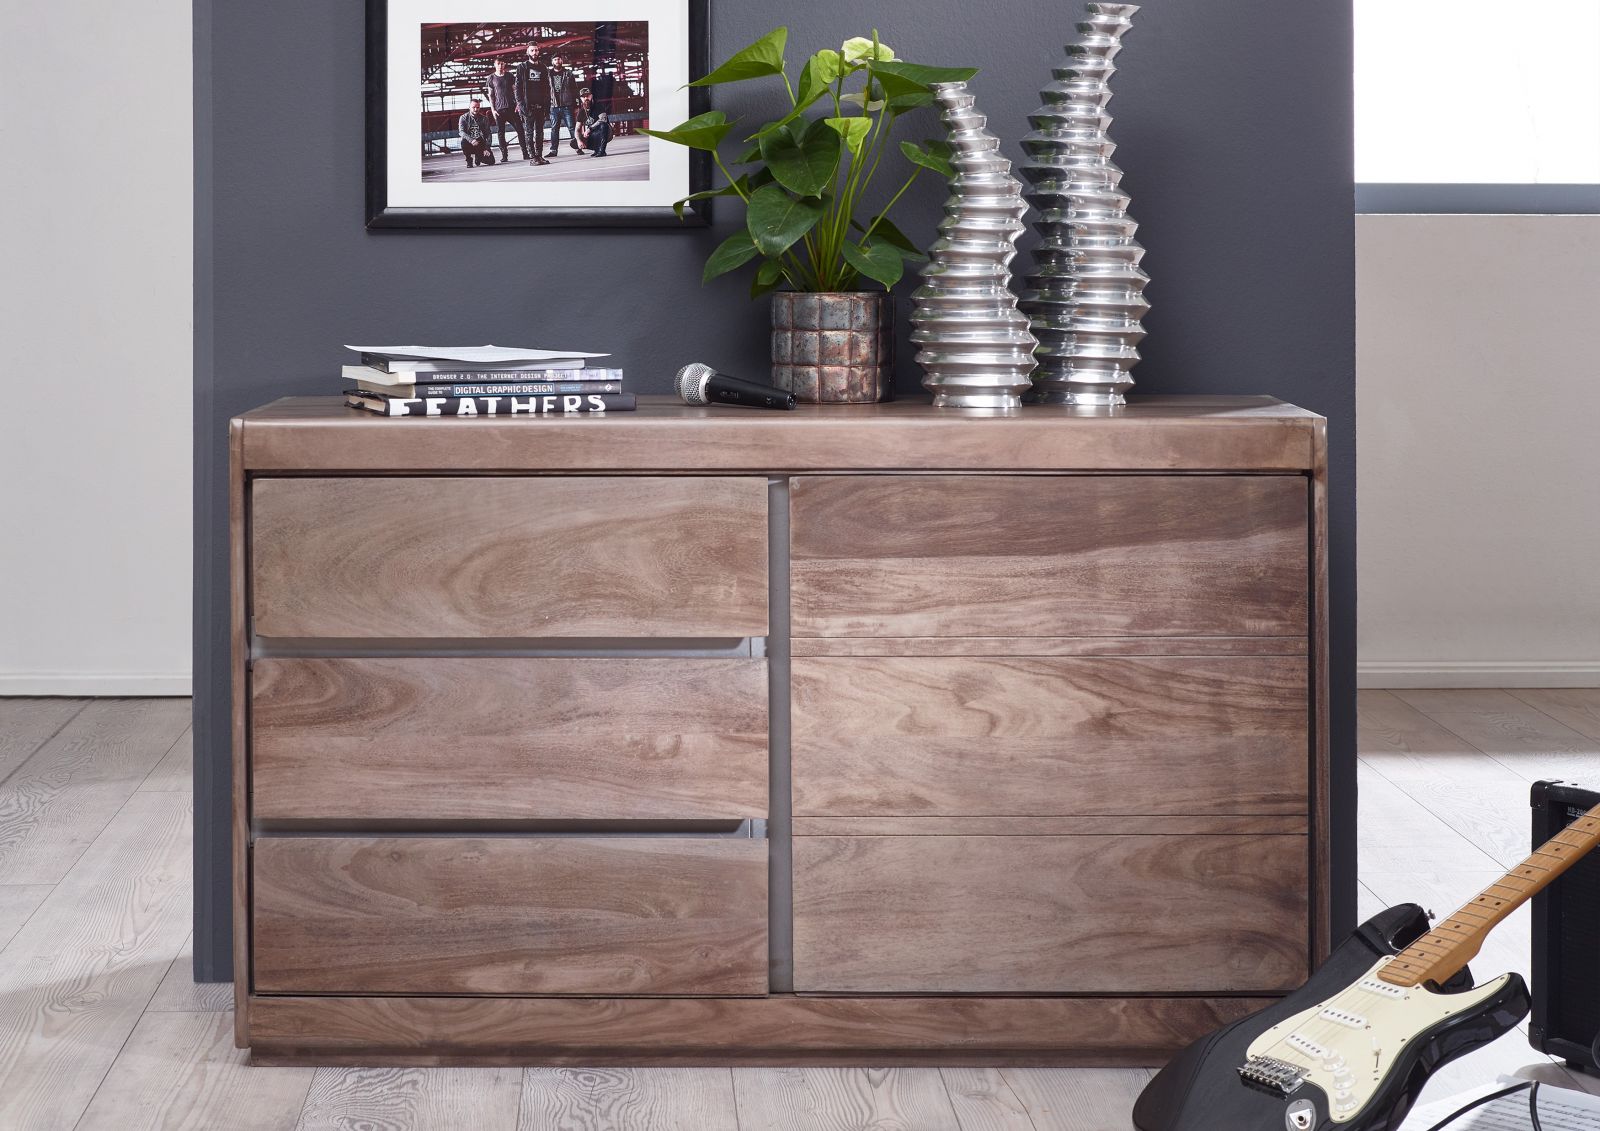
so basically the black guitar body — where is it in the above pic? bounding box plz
[1133,905,1531,1131]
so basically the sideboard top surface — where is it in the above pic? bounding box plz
[233,395,1326,473]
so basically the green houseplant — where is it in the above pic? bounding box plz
[643,29,977,403]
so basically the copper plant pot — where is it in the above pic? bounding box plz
[770,292,895,404]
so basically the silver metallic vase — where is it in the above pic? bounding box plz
[911,82,1038,409]
[1020,2,1149,407]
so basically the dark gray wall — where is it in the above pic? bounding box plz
[193,0,1356,978]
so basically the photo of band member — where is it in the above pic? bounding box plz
[421,22,648,183]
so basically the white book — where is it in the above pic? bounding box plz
[346,344,611,371]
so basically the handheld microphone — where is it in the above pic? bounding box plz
[675,363,797,410]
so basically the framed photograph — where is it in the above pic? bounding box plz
[366,0,710,228]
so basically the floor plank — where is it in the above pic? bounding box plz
[519,1067,738,1131]
[1358,762,1502,873]
[0,698,192,884]
[296,1066,523,1131]
[940,1067,1037,1130]
[0,697,85,785]
[0,883,52,952]
[139,725,193,793]
[1384,776,1534,869]
[1511,688,1600,745]
[0,790,192,1131]
[147,932,234,1012]
[74,1010,313,1131]
[997,1068,1152,1131]
[732,1067,961,1131]
[1358,690,1521,781]
[1396,689,1600,781]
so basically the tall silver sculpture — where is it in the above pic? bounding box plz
[1020,2,1149,407]
[912,82,1038,409]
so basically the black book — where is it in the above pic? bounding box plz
[344,391,637,417]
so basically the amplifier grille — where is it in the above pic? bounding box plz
[1551,800,1600,1045]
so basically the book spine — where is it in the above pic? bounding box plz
[349,393,637,416]
[409,381,623,396]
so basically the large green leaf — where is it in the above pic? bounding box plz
[824,116,872,157]
[900,139,955,177]
[703,231,762,283]
[750,257,788,298]
[760,119,840,197]
[854,214,927,260]
[688,27,788,86]
[746,55,837,142]
[746,183,825,257]
[873,60,979,87]
[640,111,733,151]
[841,240,904,288]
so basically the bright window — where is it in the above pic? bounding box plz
[1355,0,1600,184]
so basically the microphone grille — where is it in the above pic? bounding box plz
[675,362,715,405]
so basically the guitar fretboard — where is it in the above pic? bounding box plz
[1378,800,1600,988]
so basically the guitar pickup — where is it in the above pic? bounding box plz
[1239,1055,1309,1096]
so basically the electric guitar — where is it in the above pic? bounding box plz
[1134,798,1600,1131]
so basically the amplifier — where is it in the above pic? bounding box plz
[1531,779,1600,1073]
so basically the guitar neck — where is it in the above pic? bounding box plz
[1379,799,1600,988]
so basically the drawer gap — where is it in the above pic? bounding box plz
[254,819,768,838]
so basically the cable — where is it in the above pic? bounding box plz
[1529,1081,1543,1131]
[1419,1081,1534,1131]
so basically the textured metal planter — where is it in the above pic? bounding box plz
[771,292,895,404]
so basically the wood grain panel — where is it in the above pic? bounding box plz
[790,475,1307,638]
[791,636,1308,657]
[251,657,767,821]
[792,815,1309,837]
[251,476,768,639]
[792,835,1308,994]
[235,396,1323,473]
[244,993,1271,1064]
[252,837,768,996]
[791,656,1308,816]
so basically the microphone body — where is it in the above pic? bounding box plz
[676,363,797,410]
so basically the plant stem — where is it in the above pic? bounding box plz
[711,153,750,203]
[860,166,922,244]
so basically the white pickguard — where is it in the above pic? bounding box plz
[1244,958,1514,1123]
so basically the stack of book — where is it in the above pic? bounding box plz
[342,345,635,416]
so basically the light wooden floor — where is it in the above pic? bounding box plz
[0,691,1597,1130]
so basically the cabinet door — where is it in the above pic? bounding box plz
[252,476,768,638]
[792,834,1308,994]
[253,836,769,996]
[790,474,1307,639]
[791,655,1308,817]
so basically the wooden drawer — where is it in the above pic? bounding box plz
[791,656,1308,816]
[252,836,769,996]
[790,475,1307,638]
[251,657,767,822]
[792,834,1307,994]
[251,477,768,638]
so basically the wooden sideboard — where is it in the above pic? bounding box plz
[230,394,1329,1066]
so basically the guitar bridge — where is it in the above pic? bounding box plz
[1239,1055,1308,1096]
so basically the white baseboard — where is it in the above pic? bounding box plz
[1358,660,1600,689]
[0,672,192,697]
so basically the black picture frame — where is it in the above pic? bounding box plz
[366,1,711,229]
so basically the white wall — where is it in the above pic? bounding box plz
[1357,214,1600,688]
[0,0,193,694]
